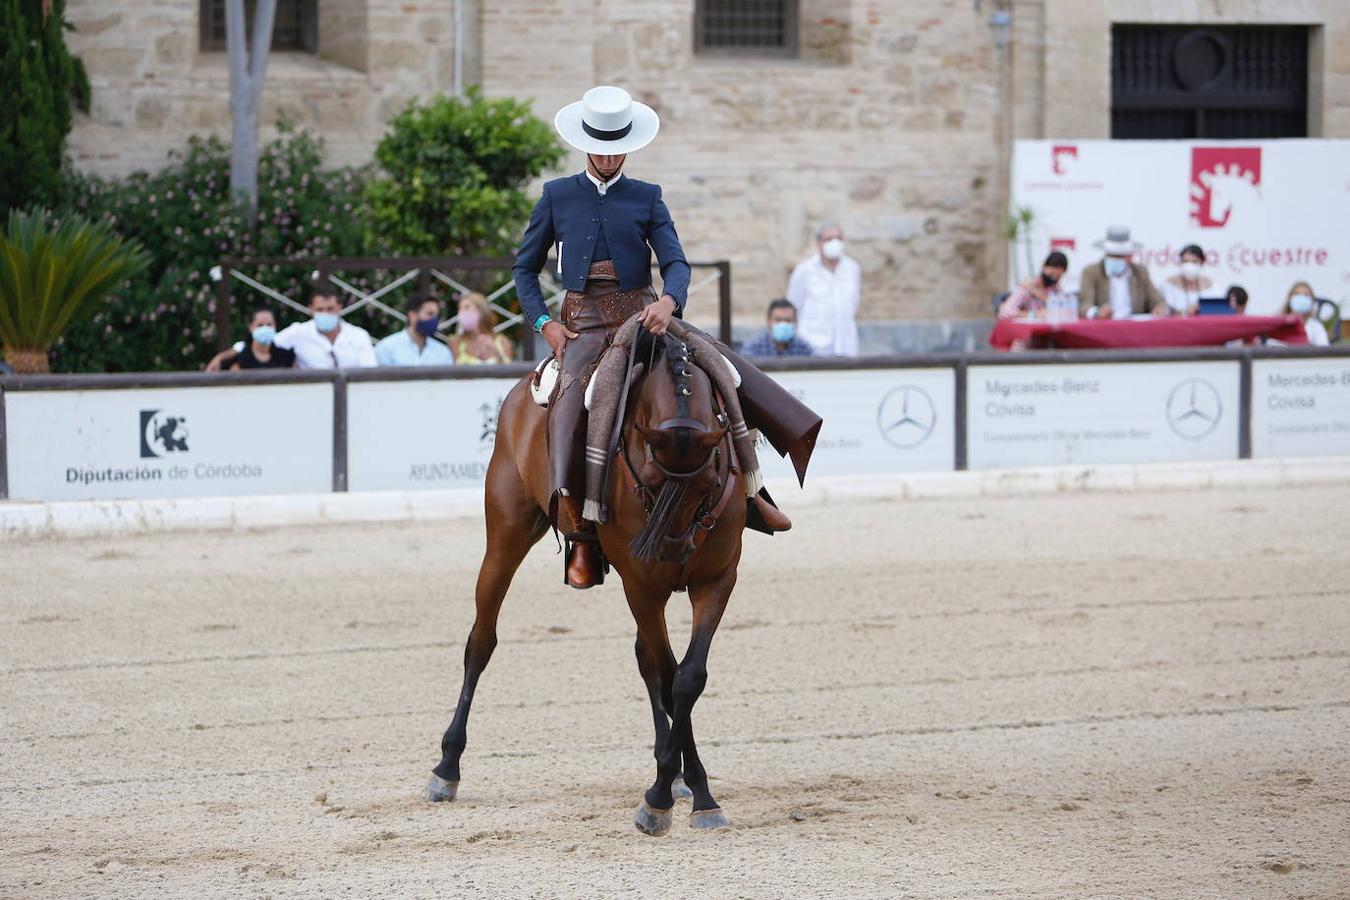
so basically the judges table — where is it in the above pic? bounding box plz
[989,314,1308,350]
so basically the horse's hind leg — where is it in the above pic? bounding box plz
[427,453,547,801]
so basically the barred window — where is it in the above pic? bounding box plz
[695,0,799,57]
[1111,25,1308,139]
[200,0,318,54]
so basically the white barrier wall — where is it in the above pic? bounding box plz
[756,369,956,481]
[4,384,333,501]
[968,362,1240,469]
[5,354,1349,503]
[346,377,519,492]
[1250,358,1350,459]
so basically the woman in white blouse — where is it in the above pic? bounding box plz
[1158,244,1212,317]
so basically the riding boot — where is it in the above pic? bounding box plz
[752,493,792,531]
[746,488,792,534]
[557,495,603,589]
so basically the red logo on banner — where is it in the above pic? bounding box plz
[1051,145,1078,175]
[1050,237,1076,252]
[1190,147,1262,228]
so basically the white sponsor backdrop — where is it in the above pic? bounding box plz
[756,368,955,480]
[346,378,519,492]
[968,362,1240,469]
[1011,139,1350,313]
[5,384,332,501]
[1250,358,1350,459]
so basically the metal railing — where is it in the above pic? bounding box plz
[212,256,733,361]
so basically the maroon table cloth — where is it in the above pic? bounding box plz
[989,315,1308,350]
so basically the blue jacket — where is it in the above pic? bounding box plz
[513,173,691,325]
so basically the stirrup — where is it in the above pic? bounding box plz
[563,531,608,588]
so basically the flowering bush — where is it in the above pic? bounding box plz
[54,125,369,372]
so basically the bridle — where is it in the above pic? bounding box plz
[643,440,719,483]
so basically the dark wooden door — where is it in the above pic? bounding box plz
[1111,25,1309,139]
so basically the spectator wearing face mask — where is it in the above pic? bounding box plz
[271,282,377,369]
[1285,281,1329,346]
[376,295,455,366]
[449,291,515,365]
[998,251,1072,320]
[1078,226,1168,319]
[1158,244,1212,317]
[741,298,814,358]
[1223,286,1255,347]
[230,307,295,370]
[787,222,860,356]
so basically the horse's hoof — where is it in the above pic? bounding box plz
[672,774,693,800]
[425,775,458,803]
[633,799,673,836]
[689,807,730,830]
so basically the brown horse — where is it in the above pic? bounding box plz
[426,326,748,834]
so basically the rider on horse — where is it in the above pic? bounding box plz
[514,85,798,590]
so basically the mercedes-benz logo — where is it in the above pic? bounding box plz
[876,385,937,449]
[1165,378,1222,440]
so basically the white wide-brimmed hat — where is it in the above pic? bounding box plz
[1094,225,1142,256]
[554,85,660,156]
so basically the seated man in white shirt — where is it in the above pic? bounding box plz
[786,222,861,356]
[273,282,377,369]
[205,282,378,371]
[375,294,454,366]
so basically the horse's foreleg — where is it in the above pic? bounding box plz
[428,458,547,802]
[631,595,690,795]
[637,564,736,833]
[626,585,682,834]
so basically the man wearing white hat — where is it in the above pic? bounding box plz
[1078,226,1168,319]
[515,85,811,589]
[514,85,691,588]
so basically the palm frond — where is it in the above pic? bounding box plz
[0,207,150,350]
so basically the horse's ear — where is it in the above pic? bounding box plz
[636,422,671,448]
[693,426,727,450]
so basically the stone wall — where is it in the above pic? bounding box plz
[63,0,472,174]
[63,0,1350,327]
[484,0,1008,324]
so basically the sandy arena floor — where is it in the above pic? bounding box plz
[2,482,1348,898]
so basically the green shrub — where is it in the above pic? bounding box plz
[364,87,564,259]
[55,125,369,372]
[0,0,90,212]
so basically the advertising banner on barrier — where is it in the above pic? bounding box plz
[1250,358,1350,459]
[4,384,333,501]
[1011,140,1350,314]
[346,378,519,492]
[967,362,1240,469]
[757,368,956,481]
